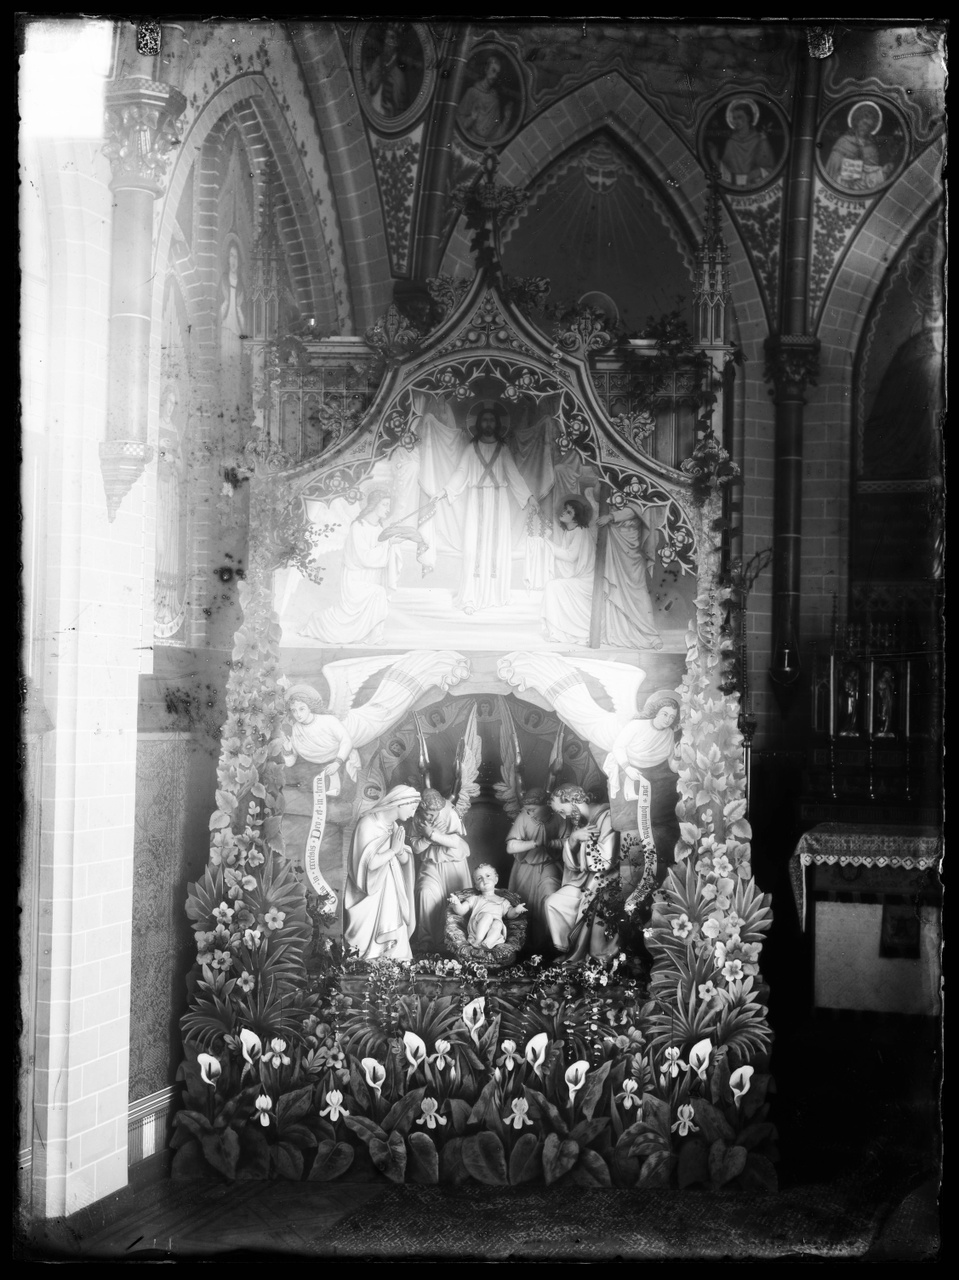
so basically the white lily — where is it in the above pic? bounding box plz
[730,1065,754,1106]
[361,1057,385,1096]
[462,998,486,1047]
[565,1059,590,1105]
[524,1032,548,1079]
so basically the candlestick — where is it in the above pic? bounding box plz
[828,653,835,737]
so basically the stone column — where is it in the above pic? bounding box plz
[99,73,185,520]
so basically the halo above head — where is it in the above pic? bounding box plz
[284,683,326,713]
[466,399,509,438]
[638,688,682,718]
[726,97,759,128]
[848,100,882,133]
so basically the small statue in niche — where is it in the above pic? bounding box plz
[875,666,896,738]
[449,864,527,950]
[839,664,860,737]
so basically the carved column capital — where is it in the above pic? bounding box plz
[103,78,186,195]
[763,333,821,400]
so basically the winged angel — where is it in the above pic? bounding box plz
[497,651,682,872]
[408,702,482,952]
[278,650,470,911]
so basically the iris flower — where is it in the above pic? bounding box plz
[671,1103,698,1136]
[616,1079,640,1110]
[254,1093,272,1127]
[264,1038,290,1068]
[416,1098,446,1130]
[498,1040,521,1071]
[503,1098,534,1129]
[320,1089,349,1122]
[429,1039,453,1071]
[662,1046,685,1079]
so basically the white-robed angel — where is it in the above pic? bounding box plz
[343,785,421,961]
[597,501,665,650]
[409,703,482,952]
[543,497,596,644]
[301,486,409,645]
[277,651,471,911]
[497,650,681,878]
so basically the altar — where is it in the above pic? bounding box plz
[790,823,941,1016]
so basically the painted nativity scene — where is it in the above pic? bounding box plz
[175,159,776,1193]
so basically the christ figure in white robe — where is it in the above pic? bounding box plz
[437,405,536,613]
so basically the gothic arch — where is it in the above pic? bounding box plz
[292,22,396,332]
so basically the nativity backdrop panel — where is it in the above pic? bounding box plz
[175,166,775,1192]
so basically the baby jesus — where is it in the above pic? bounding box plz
[449,864,527,950]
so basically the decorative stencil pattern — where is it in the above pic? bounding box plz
[371,127,423,277]
[726,183,783,320]
[808,182,867,328]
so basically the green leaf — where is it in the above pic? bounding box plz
[439,1136,471,1187]
[381,1086,427,1136]
[637,1149,675,1187]
[736,1121,777,1152]
[467,1079,504,1139]
[448,1097,472,1135]
[170,1137,208,1179]
[522,1087,569,1138]
[626,1126,669,1161]
[342,1114,387,1148]
[691,1098,736,1144]
[276,1084,313,1126]
[216,790,238,813]
[173,1109,214,1141]
[575,1148,613,1186]
[677,1138,709,1188]
[739,1151,778,1192]
[508,1133,542,1185]
[462,1132,509,1185]
[200,1128,240,1180]
[281,1122,318,1150]
[542,1133,580,1186]
[568,1117,609,1148]
[708,1139,747,1187]
[210,811,233,831]
[579,1059,612,1121]
[406,1131,440,1184]
[271,1140,305,1180]
[236,1124,271,1179]
[369,1130,408,1183]
[308,1139,354,1182]
[349,1061,372,1113]
[641,1094,672,1141]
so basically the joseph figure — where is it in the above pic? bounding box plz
[437,403,536,613]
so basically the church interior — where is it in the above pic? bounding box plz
[19,19,943,1261]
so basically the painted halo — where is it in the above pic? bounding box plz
[726,96,760,128]
[353,21,436,135]
[698,93,788,192]
[815,96,909,197]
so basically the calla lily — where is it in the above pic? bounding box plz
[462,998,486,1046]
[429,1039,452,1071]
[730,1065,754,1105]
[403,1031,428,1072]
[361,1057,385,1096]
[254,1093,272,1127]
[687,1038,712,1082]
[524,1032,548,1078]
[319,1089,349,1122]
[497,1039,521,1071]
[503,1098,534,1130]
[671,1103,699,1136]
[565,1059,590,1105]
[197,1053,221,1087]
[415,1098,446,1130]
[239,1028,262,1066]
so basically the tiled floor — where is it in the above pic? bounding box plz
[18,1012,941,1262]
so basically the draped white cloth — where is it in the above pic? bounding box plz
[302,518,401,645]
[604,719,677,800]
[343,788,419,961]
[544,525,596,643]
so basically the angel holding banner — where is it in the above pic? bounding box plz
[277,651,471,922]
[410,703,481,952]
